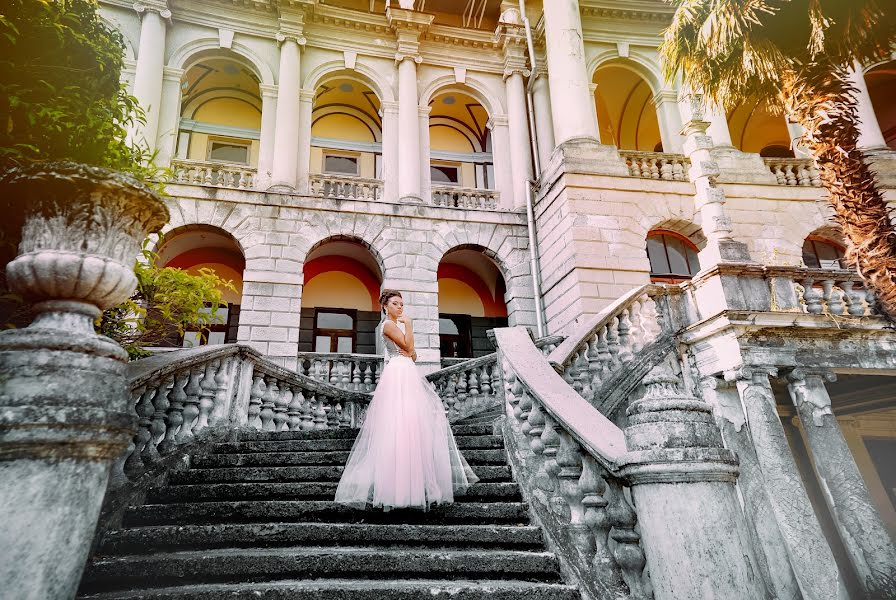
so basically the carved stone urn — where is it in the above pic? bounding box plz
[0,161,168,600]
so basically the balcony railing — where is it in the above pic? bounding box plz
[763,157,821,186]
[619,150,690,181]
[297,352,383,393]
[170,159,257,190]
[310,173,383,201]
[431,186,499,210]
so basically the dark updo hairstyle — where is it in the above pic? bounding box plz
[379,289,402,314]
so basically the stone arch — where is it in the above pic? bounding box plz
[155,199,255,255]
[419,75,504,116]
[169,39,275,86]
[588,50,664,97]
[645,218,707,250]
[302,233,386,281]
[303,60,394,103]
[806,224,847,247]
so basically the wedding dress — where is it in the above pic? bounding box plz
[334,321,479,510]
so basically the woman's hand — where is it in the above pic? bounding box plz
[398,315,412,326]
[399,349,417,362]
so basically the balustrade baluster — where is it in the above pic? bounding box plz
[300,393,315,431]
[196,361,218,432]
[109,389,141,486]
[556,431,586,524]
[823,279,845,315]
[274,384,291,432]
[313,398,328,430]
[327,399,341,429]
[468,367,480,396]
[605,319,621,368]
[784,165,797,186]
[260,378,278,431]
[839,281,866,316]
[211,358,231,426]
[443,375,458,417]
[606,479,650,598]
[247,374,265,430]
[575,351,592,400]
[456,370,468,403]
[351,361,362,391]
[124,386,155,476]
[480,365,492,396]
[158,371,188,453]
[628,300,645,353]
[579,456,628,589]
[672,159,685,181]
[491,363,502,396]
[527,402,546,456]
[660,161,673,181]
[586,336,604,392]
[175,367,203,444]
[617,309,633,362]
[518,389,534,438]
[144,380,170,465]
[536,414,561,494]
[801,278,824,314]
[288,388,304,431]
[340,360,351,389]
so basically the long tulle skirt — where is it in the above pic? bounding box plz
[334,356,479,510]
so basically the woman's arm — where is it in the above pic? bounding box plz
[383,319,415,353]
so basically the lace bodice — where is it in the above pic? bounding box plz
[381,320,405,364]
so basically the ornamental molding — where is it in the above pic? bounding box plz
[133,1,172,20]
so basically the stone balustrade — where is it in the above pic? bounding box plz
[619,151,690,181]
[297,352,383,393]
[768,267,878,316]
[170,159,257,189]
[763,157,821,186]
[310,173,383,201]
[548,285,678,409]
[431,185,499,210]
[115,344,370,488]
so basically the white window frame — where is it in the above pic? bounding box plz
[206,137,251,165]
[430,161,461,186]
[322,152,361,177]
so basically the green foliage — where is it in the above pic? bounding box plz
[99,244,237,360]
[0,0,157,177]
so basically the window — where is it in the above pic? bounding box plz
[646,231,700,282]
[313,308,356,353]
[323,154,359,176]
[760,144,795,158]
[207,140,250,165]
[431,163,460,185]
[803,238,846,269]
[439,314,472,358]
[181,304,238,348]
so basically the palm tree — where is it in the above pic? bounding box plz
[661,0,896,320]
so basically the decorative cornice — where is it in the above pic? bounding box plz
[386,6,435,33]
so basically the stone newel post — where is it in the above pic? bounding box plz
[618,366,767,600]
[0,162,168,600]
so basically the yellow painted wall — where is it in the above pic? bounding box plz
[303,271,372,310]
[312,113,376,143]
[438,278,485,316]
[194,98,261,129]
[184,263,243,305]
[430,126,474,153]
[460,163,476,188]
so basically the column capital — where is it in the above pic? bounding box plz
[418,105,432,117]
[260,83,279,98]
[487,115,509,129]
[394,51,423,65]
[380,100,400,115]
[276,31,306,46]
[299,89,316,102]
[726,365,778,385]
[786,368,836,426]
[162,66,184,81]
[133,2,171,20]
[652,89,680,105]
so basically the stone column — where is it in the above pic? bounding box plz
[270,29,305,190]
[256,84,279,188]
[296,89,314,194]
[701,376,802,600]
[488,116,514,210]
[504,70,533,208]
[679,94,751,267]
[732,366,849,599]
[653,90,684,153]
[381,100,400,202]
[618,366,766,600]
[0,163,169,599]
[396,55,422,202]
[786,369,896,598]
[848,63,889,151]
[418,105,431,201]
[541,0,598,145]
[532,71,556,170]
[154,66,185,167]
[129,3,170,147]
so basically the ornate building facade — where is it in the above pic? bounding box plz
[92,0,896,595]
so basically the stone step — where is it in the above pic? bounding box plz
[190,449,508,468]
[99,522,544,555]
[123,500,530,527]
[80,547,563,594]
[148,482,522,504]
[212,435,505,453]
[78,578,581,600]
[168,464,512,484]
[239,423,495,442]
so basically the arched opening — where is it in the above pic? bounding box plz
[438,247,508,360]
[300,237,383,354]
[803,235,847,269]
[646,229,701,283]
[727,98,793,156]
[311,75,383,187]
[428,87,494,191]
[155,226,246,347]
[177,54,262,167]
[865,61,896,150]
[593,64,662,152]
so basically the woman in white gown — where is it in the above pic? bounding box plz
[334,290,479,510]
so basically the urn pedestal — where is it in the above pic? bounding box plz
[0,162,168,600]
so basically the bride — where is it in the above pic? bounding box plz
[334,290,478,510]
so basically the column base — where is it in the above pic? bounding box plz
[400,194,424,203]
[545,138,630,178]
[266,182,297,193]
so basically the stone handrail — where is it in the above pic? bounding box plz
[763,157,821,186]
[548,285,679,408]
[494,327,651,598]
[297,352,383,393]
[170,159,257,190]
[310,173,383,201]
[619,150,690,182]
[113,344,371,489]
[765,266,878,316]
[431,185,499,210]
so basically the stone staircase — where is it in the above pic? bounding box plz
[77,415,580,599]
